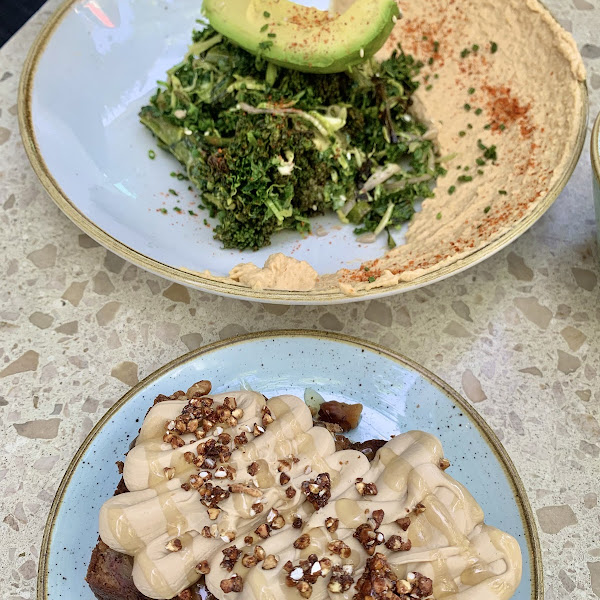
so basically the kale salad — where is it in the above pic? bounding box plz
[140,24,445,251]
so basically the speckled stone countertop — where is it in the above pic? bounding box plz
[1,1,600,599]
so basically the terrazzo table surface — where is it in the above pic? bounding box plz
[1,1,600,599]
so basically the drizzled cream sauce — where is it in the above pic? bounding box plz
[98,391,521,600]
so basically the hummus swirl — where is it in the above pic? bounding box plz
[98,390,521,600]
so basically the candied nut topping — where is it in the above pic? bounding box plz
[220,574,243,593]
[247,461,259,476]
[353,522,384,556]
[293,533,311,549]
[234,432,248,447]
[355,478,378,496]
[165,538,182,552]
[414,503,426,514]
[293,516,303,528]
[327,539,352,558]
[251,502,264,515]
[195,560,211,574]
[255,523,271,539]
[244,535,254,545]
[280,472,291,485]
[296,581,312,598]
[220,546,241,572]
[385,534,412,552]
[318,400,363,433]
[300,472,332,509]
[178,589,193,600]
[116,460,124,474]
[229,483,262,497]
[396,517,411,531]
[439,458,451,470]
[328,564,354,593]
[242,553,258,568]
[207,507,221,520]
[325,517,339,532]
[254,545,266,561]
[163,466,175,480]
[286,486,297,498]
[262,554,278,570]
[201,526,212,538]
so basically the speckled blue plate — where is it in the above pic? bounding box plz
[37,331,542,599]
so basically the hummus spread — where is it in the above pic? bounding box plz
[222,0,585,295]
[98,388,522,599]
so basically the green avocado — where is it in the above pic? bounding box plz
[202,0,401,74]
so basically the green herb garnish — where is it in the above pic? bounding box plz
[491,41,498,54]
[148,149,156,159]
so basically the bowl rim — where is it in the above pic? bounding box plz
[36,329,543,600]
[591,111,600,186]
[18,0,589,305]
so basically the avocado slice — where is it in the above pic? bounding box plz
[202,0,400,74]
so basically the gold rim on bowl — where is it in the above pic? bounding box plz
[18,0,588,304]
[591,111,600,186]
[36,329,543,599]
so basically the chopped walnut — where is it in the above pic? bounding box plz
[293,533,311,549]
[255,523,271,539]
[254,545,266,561]
[234,432,248,447]
[178,589,193,600]
[201,526,212,538]
[116,460,124,474]
[271,515,285,530]
[414,503,426,514]
[220,574,243,593]
[292,516,303,528]
[195,560,210,575]
[244,535,254,545]
[163,467,175,480]
[218,432,232,445]
[280,472,291,485]
[220,546,240,572]
[262,554,278,570]
[296,581,312,598]
[251,502,264,515]
[385,535,412,552]
[328,565,354,593]
[247,462,259,476]
[183,451,196,464]
[327,539,351,558]
[286,486,297,498]
[241,553,258,568]
[165,538,182,552]
[207,507,221,520]
[253,423,265,437]
[439,458,451,471]
[301,473,332,509]
[353,522,384,556]
[396,517,411,531]
[325,517,339,532]
[223,396,237,410]
[355,478,378,496]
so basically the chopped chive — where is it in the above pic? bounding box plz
[484,206,491,213]
[472,44,479,52]
[203,219,208,225]
[460,48,470,58]
[499,123,506,131]
[484,123,491,130]
[463,166,470,171]
[459,130,466,137]
[168,188,178,196]
[189,210,197,216]
[148,149,156,159]
[476,158,485,166]
[368,276,376,283]
[263,11,270,17]
[433,41,440,53]
[464,103,471,111]
[364,266,370,272]
[425,84,433,91]
[158,207,167,214]
[491,41,498,54]
[436,212,442,220]
[474,108,483,115]
[267,32,276,38]
[260,24,268,32]
[422,35,428,40]
[467,124,473,129]
[458,175,473,182]
[477,169,484,175]
[173,206,182,213]
[498,189,507,195]
[468,87,475,95]
[434,73,439,79]
[448,185,456,195]
[428,57,434,65]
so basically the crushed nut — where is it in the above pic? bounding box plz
[327,565,354,593]
[293,533,311,549]
[201,526,212,538]
[163,466,176,480]
[254,545,266,560]
[414,503,426,514]
[253,423,265,437]
[271,515,285,530]
[278,459,292,472]
[195,560,210,575]
[220,546,240,572]
[244,535,254,545]
[396,517,411,531]
[247,462,259,476]
[280,472,291,485]
[231,408,244,419]
[286,486,297,498]
[439,458,451,470]
[301,473,331,509]
[325,517,339,532]
[234,432,248,447]
[165,538,182,552]
[183,451,196,464]
[353,522,384,556]
[262,554,278,570]
[220,574,243,593]
[355,478,378,496]
[241,553,258,568]
[251,502,264,514]
[255,523,271,539]
[396,579,412,594]
[207,507,221,520]
[296,581,312,599]
[292,516,303,528]
[178,590,192,600]
[327,539,351,558]
[385,535,412,552]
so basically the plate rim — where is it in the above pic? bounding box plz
[36,329,543,600]
[18,0,589,305]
